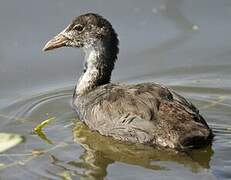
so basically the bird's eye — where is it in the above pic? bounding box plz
[74,24,84,32]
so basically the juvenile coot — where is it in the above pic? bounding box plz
[43,13,213,149]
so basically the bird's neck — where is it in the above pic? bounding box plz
[75,41,117,96]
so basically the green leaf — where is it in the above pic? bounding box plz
[34,117,55,132]
[0,133,24,153]
[34,130,53,144]
[33,117,55,144]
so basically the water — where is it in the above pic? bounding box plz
[0,0,231,179]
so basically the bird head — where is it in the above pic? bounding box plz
[43,13,117,51]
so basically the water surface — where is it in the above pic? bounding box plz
[0,0,231,179]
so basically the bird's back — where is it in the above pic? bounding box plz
[73,83,213,149]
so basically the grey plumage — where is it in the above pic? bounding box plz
[43,13,213,150]
[73,83,213,149]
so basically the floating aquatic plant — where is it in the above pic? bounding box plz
[33,117,55,144]
[0,133,24,153]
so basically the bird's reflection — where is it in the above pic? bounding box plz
[67,121,213,180]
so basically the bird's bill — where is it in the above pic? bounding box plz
[43,33,70,51]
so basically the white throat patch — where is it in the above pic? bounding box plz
[75,42,104,95]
